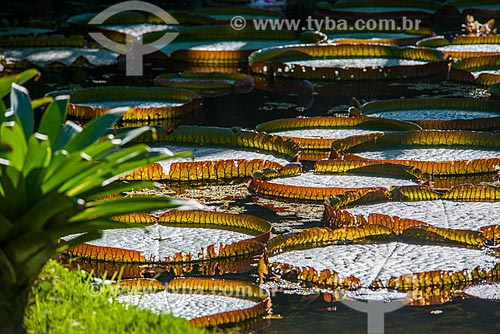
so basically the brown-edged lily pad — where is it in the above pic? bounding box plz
[270,242,499,289]
[47,86,201,120]
[154,72,254,97]
[249,44,447,81]
[256,115,420,151]
[453,55,500,86]
[150,25,325,64]
[419,35,500,60]
[319,130,500,177]
[361,98,500,130]
[248,171,417,202]
[0,35,119,69]
[117,277,271,327]
[327,27,434,46]
[66,210,271,265]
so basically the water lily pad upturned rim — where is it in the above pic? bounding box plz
[360,98,500,130]
[46,86,201,120]
[66,210,271,265]
[154,72,254,96]
[330,130,500,153]
[117,277,271,327]
[248,44,447,81]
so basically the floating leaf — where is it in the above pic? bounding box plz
[270,241,499,289]
[256,115,421,132]
[248,172,416,202]
[134,125,300,159]
[47,86,201,120]
[361,98,500,130]
[154,72,254,97]
[249,44,446,81]
[123,159,289,182]
[116,277,271,327]
[65,210,270,265]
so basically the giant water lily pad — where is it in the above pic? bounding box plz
[419,35,500,60]
[66,210,271,265]
[0,47,118,69]
[270,242,499,288]
[117,277,271,327]
[149,25,325,64]
[0,35,120,69]
[248,171,417,201]
[155,72,254,97]
[323,185,500,247]
[326,26,434,46]
[352,147,499,161]
[47,86,201,120]
[122,125,301,182]
[249,44,447,81]
[464,283,500,300]
[256,115,420,151]
[270,172,416,188]
[361,98,500,130]
[344,200,500,231]
[453,55,500,86]
[136,125,300,159]
[319,130,500,176]
[124,144,293,182]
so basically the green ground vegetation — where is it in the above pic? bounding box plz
[25,260,203,334]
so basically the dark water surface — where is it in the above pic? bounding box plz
[25,64,498,333]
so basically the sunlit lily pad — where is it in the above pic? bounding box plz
[452,55,500,86]
[66,210,271,264]
[420,35,500,60]
[464,283,500,300]
[270,172,416,188]
[48,86,201,120]
[322,130,500,176]
[270,242,499,288]
[136,126,300,159]
[249,44,446,81]
[149,25,325,64]
[353,147,499,161]
[361,98,500,130]
[155,72,254,97]
[0,47,118,69]
[117,277,271,327]
[155,144,288,169]
[327,27,434,46]
[248,171,417,201]
[256,115,420,150]
[344,200,500,230]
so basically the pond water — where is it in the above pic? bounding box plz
[22,40,499,334]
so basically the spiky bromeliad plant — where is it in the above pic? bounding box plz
[0,70,191,333]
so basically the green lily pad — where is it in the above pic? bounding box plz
[270,242,499,287]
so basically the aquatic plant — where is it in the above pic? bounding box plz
[0,70,190,333]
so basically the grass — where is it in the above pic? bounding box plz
[25,260,203,334]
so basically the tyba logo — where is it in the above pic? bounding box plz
[88,1,178,76]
